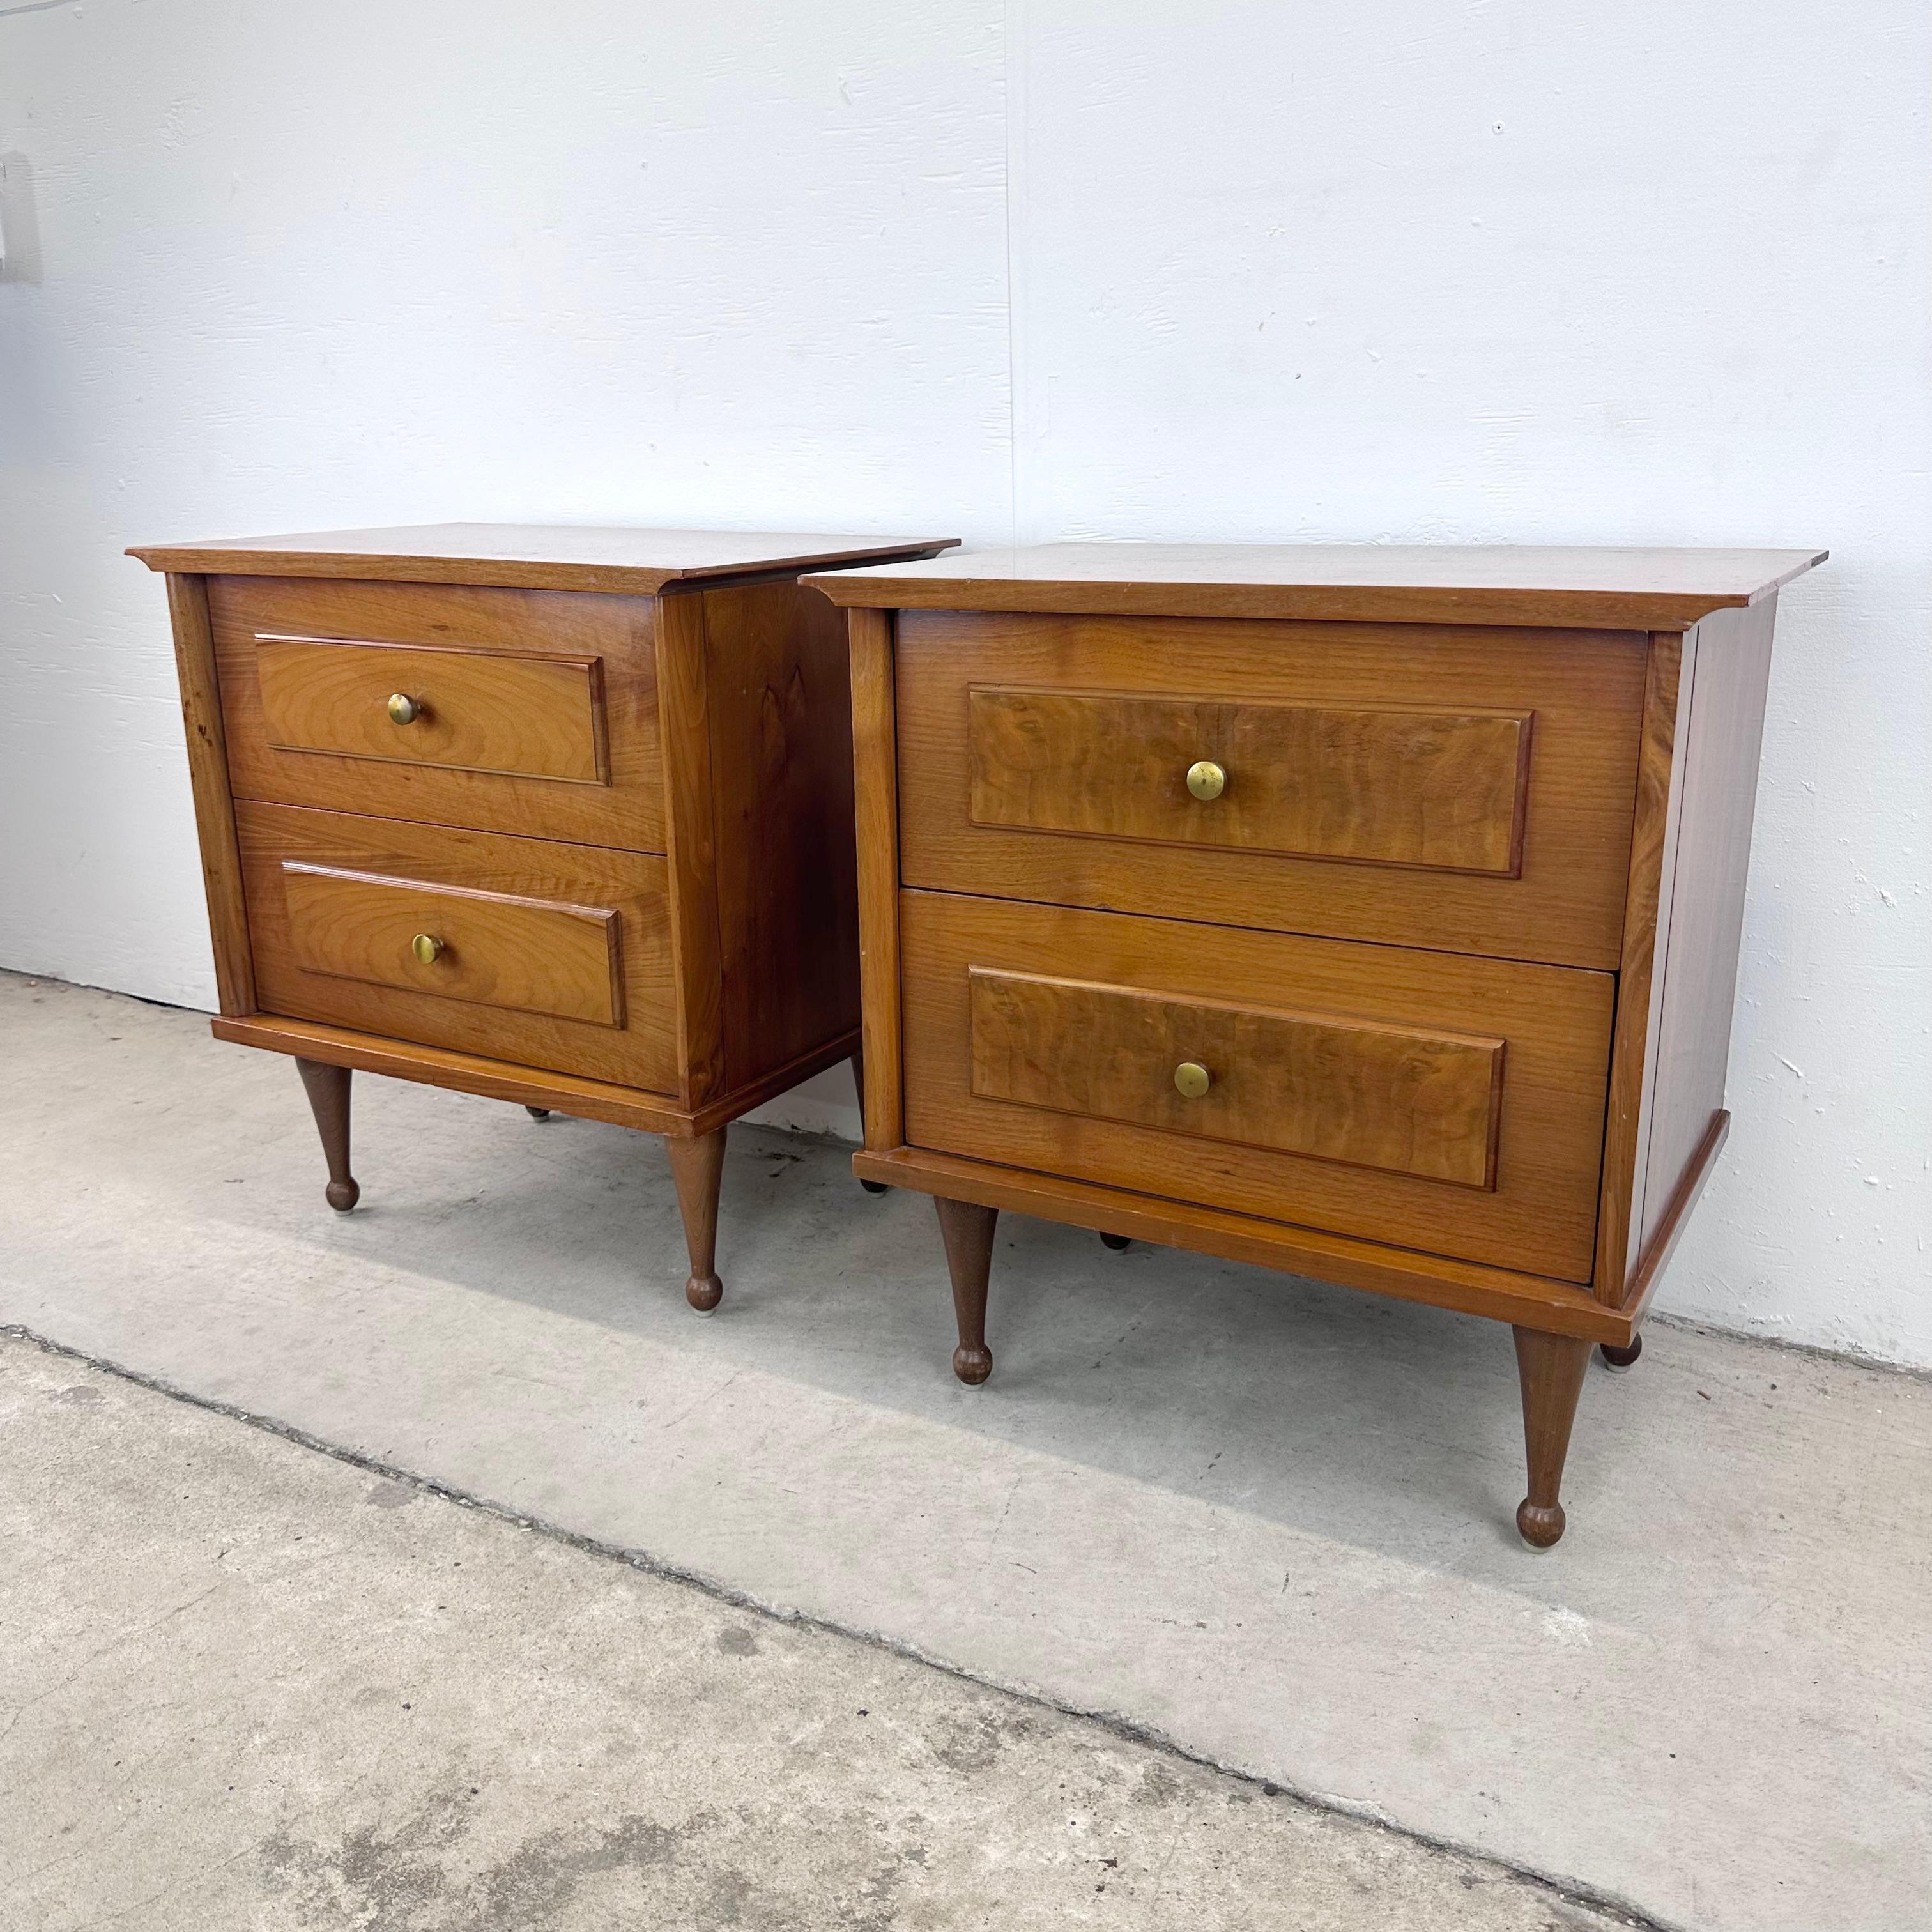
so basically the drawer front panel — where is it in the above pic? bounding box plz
[213,578,664,851]
[256,636,606,783]
[282,865,622,1027]
[970,689,1530,875]
[901,890,1614,1282]
[971,970,1504,1188]
[899,611,1646,968]
[240,802,675,1091]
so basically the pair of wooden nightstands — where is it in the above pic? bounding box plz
[140,528,1821,1545]
[134,525,954,1310]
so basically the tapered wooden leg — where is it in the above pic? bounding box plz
[667,1126,727,1312]
[851,1045,888,1192]
[1600,1334,1643,1373]
[935,1197,997,1385]
[294,1057,359,1213]
[1512,1326,1592,1549]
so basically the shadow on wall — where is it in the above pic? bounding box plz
[0,152,43,284]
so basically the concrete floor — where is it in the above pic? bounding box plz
[1,1332,1634,1931]
[1,971,1927,1931]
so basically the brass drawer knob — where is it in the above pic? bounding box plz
[1173,1061,1211,1099]
[1185,759,1226,801]
[410,932,446,965]
[387,692,424,725]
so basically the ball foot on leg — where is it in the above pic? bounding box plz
[526,1105,552,1121]
[1098,1230,1131,1252]
[1515,1499,1567,1550]
[860,1177,889,1195]
[1599,1334,1643,1374]
[952,1343,993,1385]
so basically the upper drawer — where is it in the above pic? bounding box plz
[970,687,1531,875]
[212,577,664,851]
[256,636,607,784]
[896,612,1648,969]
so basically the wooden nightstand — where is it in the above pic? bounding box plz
[133,523,954,1309]
[808,543,1824,1545]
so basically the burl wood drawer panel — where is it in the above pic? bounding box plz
[895,611,1647,969]
[212,577,664,851]
[238,801,676,1091]
[970,970,1505,1189]
[900,889,1615,1281]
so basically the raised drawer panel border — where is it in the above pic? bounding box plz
[970,967,1506,1188]
[282,862,625,1028]
[968,686,1533,877]
[256,634,611,785]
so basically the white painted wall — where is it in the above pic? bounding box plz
[3,3,1926,1363]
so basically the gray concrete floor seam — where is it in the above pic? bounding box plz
[1,1319,1670,1932]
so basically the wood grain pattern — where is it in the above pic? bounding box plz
[847,608,905,1151]
[210,576,666,852]
[701,580,862,1094]
[807,542,1825,630]
[969,968,1505,1188]
[654,590,726,1108]
[1593,631,1692,1301]
[212,1013,698,1137]
[238,802,675,1091]
[1639,601,1777,1259]
[281,862,624,1028]
[901,890,1614,1281]
[134,523,958,595]
[852,1144,1630,1344]
[969,687,1531,875]
[218,1014,856,1144]
[897,612,1645,969]
[164,574,257,1015]
[256,634,607,783]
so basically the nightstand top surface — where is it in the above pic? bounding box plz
[130,523,958,595]
[806,542,1827,630]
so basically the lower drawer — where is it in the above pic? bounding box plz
[899,890,1614,1282]
[238,802,677,1091]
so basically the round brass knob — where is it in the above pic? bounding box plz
[1173,1061,1211,1099]
[410,933,445,965]
[387,693,423,725]
[1185,759,1226,801]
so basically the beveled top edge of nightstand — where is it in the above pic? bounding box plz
[128,523,960,595]
[804,542,1828,631]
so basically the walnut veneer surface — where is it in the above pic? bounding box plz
[809,541,1824,1545]
[135,524,956,1309]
